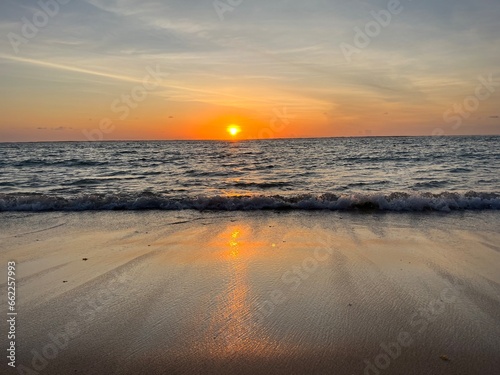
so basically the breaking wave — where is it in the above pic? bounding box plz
[0,191,499,212]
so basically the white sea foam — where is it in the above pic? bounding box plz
[0,192,499,212]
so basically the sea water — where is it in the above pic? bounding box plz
[0,136,498,211]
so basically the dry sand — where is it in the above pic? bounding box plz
[1,211,499,374]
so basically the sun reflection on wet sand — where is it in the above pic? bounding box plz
[210,226,253,356]
[229,229,241,258]
[169,222,303,369]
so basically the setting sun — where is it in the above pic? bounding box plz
[227,125,241,137]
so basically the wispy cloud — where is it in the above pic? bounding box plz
[37,126,73,131]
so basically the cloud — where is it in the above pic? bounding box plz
[1,0,500,139]
[37,127,73,131]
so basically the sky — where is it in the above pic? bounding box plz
[0,0,499,142]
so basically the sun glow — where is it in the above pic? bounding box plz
[227,125,241,137]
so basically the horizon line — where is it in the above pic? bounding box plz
[1,134,499,144]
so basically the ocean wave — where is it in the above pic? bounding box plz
[0,192,499,212]
[13,159,108,167]
[64,176,146,186]
[230,181,291,189]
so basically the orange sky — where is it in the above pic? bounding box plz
[0,1,499,142]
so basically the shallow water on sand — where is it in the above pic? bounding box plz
[1,211,499,374]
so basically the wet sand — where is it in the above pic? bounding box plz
[1,211,499,374]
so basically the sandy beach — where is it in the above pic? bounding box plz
[1,211,499,374]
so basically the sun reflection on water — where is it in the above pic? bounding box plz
[229,230,241,257]
[196,225,257,356]
[179,223,296,363]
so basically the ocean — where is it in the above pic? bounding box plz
[0,136,498,212]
